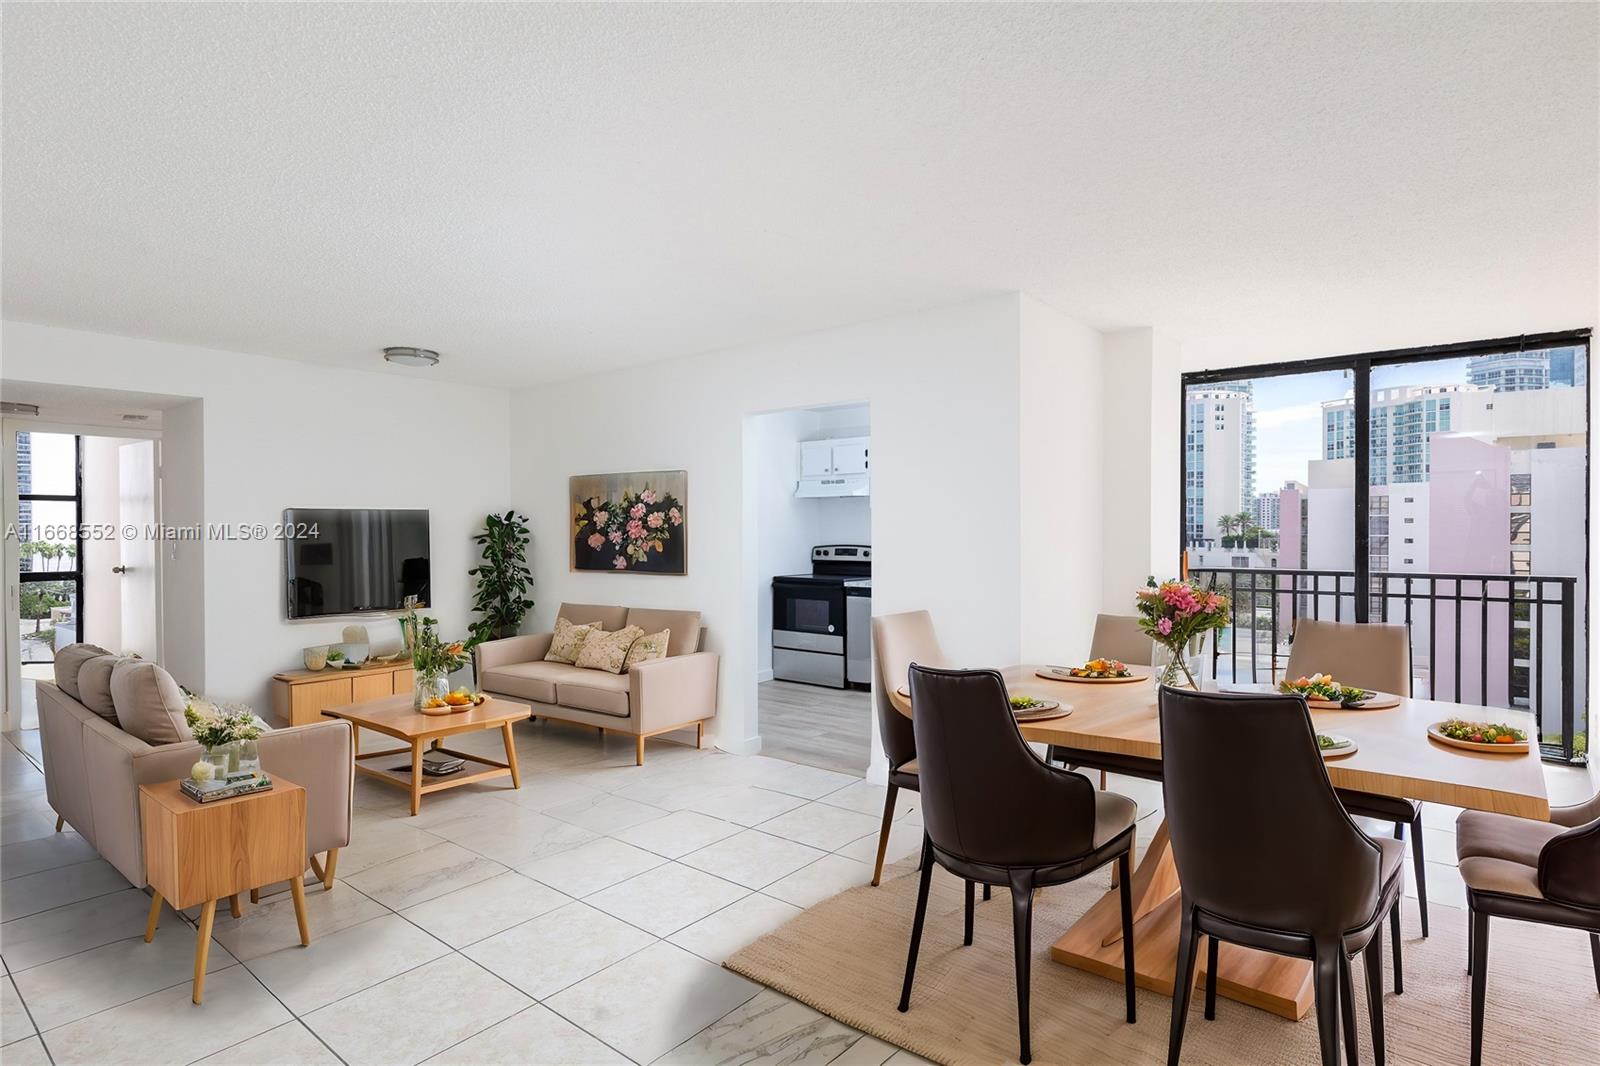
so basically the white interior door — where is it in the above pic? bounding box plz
[117,440,160,661]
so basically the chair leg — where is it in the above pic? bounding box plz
[1009,872,1036,1066]
[871,782,899,887]
[1118,850,1136,1024]
[54,814,64,833]
[983,883,991,901]
[1167,902,1200,1066]
[1410,808,1428,938]
[1466,902,1473,975]
[1389,900,1403,994]
[1590,933,1599,995]
[1339,955,1358,1066]
[1312,941,1343,1066]
[964,880,975,946]
[1203,934,1218,1020]
[897,835,935,1013]
[1469,908,1490,1066]
[1364,914,1386,1066]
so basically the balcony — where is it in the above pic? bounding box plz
[1191,566,1584,764]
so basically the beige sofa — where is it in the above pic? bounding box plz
[37,658,354,892]
[474,603,718,764]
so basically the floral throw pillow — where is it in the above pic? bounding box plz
[575,625,645,674]
[545,617,602,664]
[623,629,671,670]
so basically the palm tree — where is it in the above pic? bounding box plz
[1215,514,1236,541]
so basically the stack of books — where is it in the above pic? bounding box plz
[181,772,274,804]
[421,752,465,776]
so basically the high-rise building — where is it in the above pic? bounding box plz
[1468,350,1551,392]
[1184,385,1256,545]
[1252,491,1279,532]
[1321,383,1480,485]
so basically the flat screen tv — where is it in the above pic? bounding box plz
[283,508,430,619]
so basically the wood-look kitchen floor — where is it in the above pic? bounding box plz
[758,680,872,775]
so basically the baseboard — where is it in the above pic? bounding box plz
[756,669,774,684]
[716,732,763,756]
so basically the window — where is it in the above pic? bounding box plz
[1510,513,1531,545]
[15,432,85,666]
[1510,549,1531,575]
[1510,474,1532,507]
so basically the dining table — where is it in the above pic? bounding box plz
[888,664,1549,1021]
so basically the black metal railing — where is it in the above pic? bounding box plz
[1191,566,1583,764]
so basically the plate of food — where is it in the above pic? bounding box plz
[419,689,490,716]
[1428,719,1530,754]
[1316,732,1358,759]
[1009,694,1071,722]
[1279,674,1391,709]
[1036,659,1144,684]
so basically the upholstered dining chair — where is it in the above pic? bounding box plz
[1455,790,1600,1066]
[1160,688,1404,1066]
[900,664,1139,1065]
[1285,618,1429,938]
[1045,614,1163,784]
[869,610,941,888]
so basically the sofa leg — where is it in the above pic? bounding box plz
[322,848,339,891]
[697,721,705,749]
[635,735,645,766]
[55,814,64,833]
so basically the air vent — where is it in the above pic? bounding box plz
[0,402,40,416]
[121,413,150,422]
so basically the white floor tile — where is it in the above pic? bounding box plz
[424,1003,627,1064]
[211,883,389,962]
[831,1033,901,1065]
[836,819,923,867]
[544,941,757,1064]
[197,1020,341,1065]
[399,871,569,948]
[244,913,448,1015]
[39,965,289,1066]
[462,901,654,1000]
[543,793,671,834]
[0,833,98,882]
[817,779,918,819]
[610,809,743,859]
[584,863,749,937]
[667,893,802,964]
[0,888,163,971]
[657,986,859,1064]
[755,802,882,852]
[679,830,827,889]
[443,806,601,868]
[0,1036,49,1064]
[518,837,665,897]
[764,853,874,909]
[344,841,507,911]
[0,859,130,922]
[337,815,444,877]
[754,761,862,801]
[2,973,35,1044]
[11,925,235,1032]
[303,953,529,1066]
[489,776,606,812]
[680,785,807,827]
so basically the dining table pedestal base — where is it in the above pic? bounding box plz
[1049,819,1315,1021]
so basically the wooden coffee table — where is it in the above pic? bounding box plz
[322,694,530,815]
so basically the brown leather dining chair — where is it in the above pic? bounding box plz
[899,664,1139,1065]
[1285,618,1430,938]
[1455,790,1600,1066]
[1160,688,1404,1066]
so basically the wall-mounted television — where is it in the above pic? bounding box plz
[283,508,430,619]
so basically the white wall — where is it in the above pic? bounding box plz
[1,321,513,709]
[511,295,1041,760]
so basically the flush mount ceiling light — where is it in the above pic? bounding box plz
[0,402,40,416]
[383,346,440,368]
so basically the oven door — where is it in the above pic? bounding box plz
[772,580,845,652]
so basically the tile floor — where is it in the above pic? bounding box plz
[1,716,1591,1065]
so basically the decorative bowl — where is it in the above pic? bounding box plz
[302,646,329,671]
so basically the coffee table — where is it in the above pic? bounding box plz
[321,694,530,815]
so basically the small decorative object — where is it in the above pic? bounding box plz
[184,701,265,774]
[303,645,328,671]
[342,624,369,645]
[1135,577,1231,690]
[570,471,688,574]
[325,648,346,668]
[236,736,261,774]
[405,610,471,709]
[189,760,215,783]
[467,511,535,650]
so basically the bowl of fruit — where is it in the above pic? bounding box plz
[420,689,488,716]
[1428,719,1530,754]
[1279,674,1374,709]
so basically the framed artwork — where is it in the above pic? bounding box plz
[570,470,688,574]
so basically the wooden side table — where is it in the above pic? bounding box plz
[138,776,311,1004]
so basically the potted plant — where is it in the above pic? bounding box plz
[405,611,470,709]
[467,511,535,649]
[1134,577,1231,689]
[184,701,264,775]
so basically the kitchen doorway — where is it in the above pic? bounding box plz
[749,402,872,775]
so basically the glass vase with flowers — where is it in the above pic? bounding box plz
[184,702,264,776]
[1134,578,1231,689]
[404,611,471,709]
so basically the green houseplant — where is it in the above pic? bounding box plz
[402,611,471,708]
[467,511,535,648]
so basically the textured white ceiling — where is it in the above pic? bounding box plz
[3,3,1594,386]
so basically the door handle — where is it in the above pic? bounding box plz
[112,566,128,575]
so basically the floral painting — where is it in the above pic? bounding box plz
[570,471,687,574]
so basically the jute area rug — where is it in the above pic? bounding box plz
[725,859,1599,1065]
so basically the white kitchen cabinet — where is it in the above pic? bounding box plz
[830,438,869,474]
[800,440,835,478]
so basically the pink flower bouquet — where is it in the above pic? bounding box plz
[1134,578,1231,688]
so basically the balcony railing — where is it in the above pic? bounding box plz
[1190,566,1584,765]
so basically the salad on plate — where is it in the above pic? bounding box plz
[1434,719,1527,746]
[1064,658,1132,679]
[1280,674,1372,706]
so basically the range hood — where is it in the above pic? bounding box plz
[796,474,870,498]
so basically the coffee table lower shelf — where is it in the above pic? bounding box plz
[355,745,515,806]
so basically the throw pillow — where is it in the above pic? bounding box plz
[574,625,645,674]
[52,642,111,700]
[77,653,131,724]
[623,628,671,670]
[109,660,193,746]
[545,617,602,664]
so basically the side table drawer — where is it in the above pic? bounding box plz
[139,781,306,909]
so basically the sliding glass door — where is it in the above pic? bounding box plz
[16,432,84,667]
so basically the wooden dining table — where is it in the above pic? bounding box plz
[888,664,1549,1021]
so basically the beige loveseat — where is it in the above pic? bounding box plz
[474,603,718,765]
[38,650,354,892]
